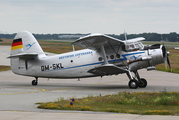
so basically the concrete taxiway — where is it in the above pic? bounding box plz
[0,46,179,120]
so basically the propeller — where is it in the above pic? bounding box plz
[162,43,171,71]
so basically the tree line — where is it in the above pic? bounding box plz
[0,32,178,42]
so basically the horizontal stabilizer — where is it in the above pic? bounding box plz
[7,53,38,58]
[88,64,128,76]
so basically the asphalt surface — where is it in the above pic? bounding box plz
[0,45,179,120]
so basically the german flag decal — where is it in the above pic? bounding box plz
[11,38,23,50]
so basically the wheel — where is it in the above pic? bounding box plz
[32,80,38,86]
[139,78,147,88]
[32,80,37,85]
[128,80,139,89]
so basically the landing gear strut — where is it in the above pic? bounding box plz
[32,77,38,86]
[126,70,147,89]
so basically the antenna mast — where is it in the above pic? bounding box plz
[124,30,127,40]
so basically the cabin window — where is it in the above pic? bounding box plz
[98,57,102,61]
[116,54,120,58]
[110,55,114,59]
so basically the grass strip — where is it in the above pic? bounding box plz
[0,65,11,72]
[37,92,179,115]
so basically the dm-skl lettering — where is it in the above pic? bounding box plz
[41,63,64,71]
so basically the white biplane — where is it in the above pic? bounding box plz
[8,31,171,89]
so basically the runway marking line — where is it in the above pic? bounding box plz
[0,86,69,96]
[0,87,48,95]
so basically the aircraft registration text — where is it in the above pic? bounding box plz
[41,63,64,71]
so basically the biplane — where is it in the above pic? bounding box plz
[8,31,171,89]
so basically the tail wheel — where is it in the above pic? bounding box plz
[139,78,147,88]
[128,80,139,89]
[32,80,38,85]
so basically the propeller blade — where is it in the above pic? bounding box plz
[164,56,167,69]
[162,46,167,68]
[162,46,166,58]
[167,56,171,71]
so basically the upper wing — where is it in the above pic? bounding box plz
[124,37,145,44]
[72,33,125,50]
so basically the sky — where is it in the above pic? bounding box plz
[0,0,179,34]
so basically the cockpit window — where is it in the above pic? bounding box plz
[123,42,144,52]
[138,42,144,49]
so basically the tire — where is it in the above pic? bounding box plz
[128,80,139,89]
[139,78,147,88]
[32,80,37,86]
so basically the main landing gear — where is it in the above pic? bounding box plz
[127,70,147,89]
[32,77,38,86]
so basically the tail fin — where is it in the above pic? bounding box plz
[9,31,45,75]
[10,31,44,56]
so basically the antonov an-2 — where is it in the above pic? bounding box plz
[8,31,171,89]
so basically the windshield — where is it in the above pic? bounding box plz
[124,42,144,51]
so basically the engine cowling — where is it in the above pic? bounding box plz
[147,44,171,70]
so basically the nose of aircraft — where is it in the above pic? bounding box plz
[161,45,171,71]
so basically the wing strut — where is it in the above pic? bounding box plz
[100,44,108,64]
